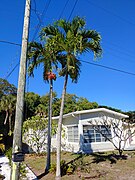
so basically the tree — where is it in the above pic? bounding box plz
[24,92,41,119]
[63,94,78,114]
[27,41,58,172]
[41,16,102,179]
[23,114,57,154]
[0,78,17,136]
[0,94,16,135]
[88,112,135,157]
[76,97,98,111]
[126,111,135,123]
[0,78,17,98]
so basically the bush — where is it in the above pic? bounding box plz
[49,160,75,176]
[0,144,5,155]
[20,163,27,179]
[5,147,12,164]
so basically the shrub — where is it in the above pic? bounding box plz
[5,147,12,164]
[49,160,75,176]
[0,144,5,155]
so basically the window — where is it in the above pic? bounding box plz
[68,126,78,142]
[83,125,111,143]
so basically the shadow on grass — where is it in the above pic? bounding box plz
[37,172,46,179]
[91,152,128,164]
[37,152,128,179]
[37,154,83,179]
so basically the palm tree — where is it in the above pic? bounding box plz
[0,94,16,135]
[41,16,102,179]
[27,41,58,172]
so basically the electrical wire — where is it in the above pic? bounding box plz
[85,0,135,26]
[0,40,21,47]
[58,0,70,20]
[80,59,135,76]
[31,0,52,41]
[4,62,20,80]
[68,0,79,21]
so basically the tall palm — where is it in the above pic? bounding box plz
[27,41,58,172]
[41,16,102,179]
[0,94,16,135]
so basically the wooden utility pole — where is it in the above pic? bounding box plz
[46,79,53,172]
[11,0,31,179]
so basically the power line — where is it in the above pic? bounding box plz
[0,40,21,47]
[58,0,70,20]
[4,62,20,80]
[31,0,52,41]
[80,59,135,76]
[5,56,135,81]
[68,0,79,21]
[85,0,135,26]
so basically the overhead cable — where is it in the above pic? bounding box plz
[0,40,21,47]
[80,59,135,76]
[68,0,79,21]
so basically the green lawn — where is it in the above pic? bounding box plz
[25,151,135,180]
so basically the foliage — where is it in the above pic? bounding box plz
[23,115,57,154]
[0,78,17,98]
[0,78,17,136]
[5,147,12,164]
[24,92,41,118]
[0,134,5,154]
[0,144,5,154]
[126,111,135,123]
[20,163,27,179]
[63,94,99,114]
[99,105,123,113]
[49,159,74,176]
[76,97,98,111]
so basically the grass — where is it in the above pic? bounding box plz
[24,151,135,180]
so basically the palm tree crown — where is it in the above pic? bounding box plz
[41,16,102,82]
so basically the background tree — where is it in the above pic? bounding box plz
[24,92,41,119]
[126,111,135,123]
[0,94,16,135]
[0,78,17,98]
[63,94,78,114]
[23,114,57,154]
[0,78,17,143]
[41,16,102,179]
[76,97,98,111]
[0,79,17,153]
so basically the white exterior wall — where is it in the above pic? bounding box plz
[130,126,135,146]
[24,108,134,154]
[79,112,115,153]
[51,116,80,153]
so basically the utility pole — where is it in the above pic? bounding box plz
[11,0,31,179]
[46,79,53,172]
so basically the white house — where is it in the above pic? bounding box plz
[51,108,135,153]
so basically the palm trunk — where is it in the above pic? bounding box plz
[4,110,8,125]
[9,113,12,135]
[56,74,68,180]
[46,79,53,173]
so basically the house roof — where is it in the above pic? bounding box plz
[52,108,129,120]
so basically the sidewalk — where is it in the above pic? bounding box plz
[0,155,37,180]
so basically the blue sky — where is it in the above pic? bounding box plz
[0,0,135,112]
